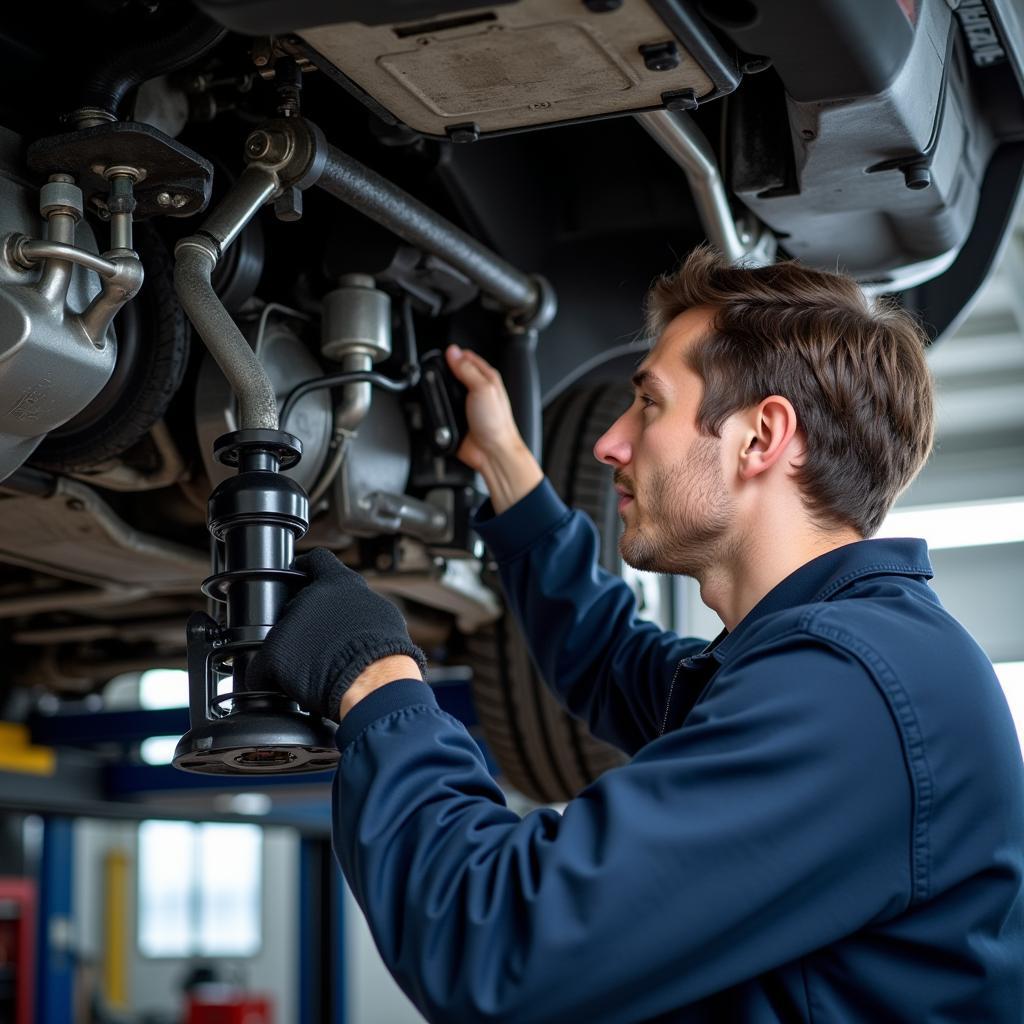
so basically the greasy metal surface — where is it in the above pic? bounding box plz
[299,0,714,135]
[199,162,278,252]
[0,158,130,480]
[317,143,539,314]
[737,2,984,286]
[174,239,280,430]
[333,389,411,535]
[195,316,331,493]
[0,476,207,589]
[26,121,214,220]
[636,108,745,261]
[321,276,392,362]
[14,238,120,279]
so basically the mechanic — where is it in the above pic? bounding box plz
[250,247,1024,1022]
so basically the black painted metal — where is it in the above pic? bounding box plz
[27,122,214,221]
[173,428,339,775]
[502,328,542,462]
[315,143,542,317]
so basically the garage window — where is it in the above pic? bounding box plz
[137,820,262,958]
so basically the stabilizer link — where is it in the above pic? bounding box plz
[173,429,339,775]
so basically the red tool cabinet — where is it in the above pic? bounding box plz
[0,878,35,1024]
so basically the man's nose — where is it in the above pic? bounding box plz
[594,416,632,467]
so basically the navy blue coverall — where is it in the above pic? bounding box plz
[331,478,1024,1022]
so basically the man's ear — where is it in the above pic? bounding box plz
[738,395,799,481]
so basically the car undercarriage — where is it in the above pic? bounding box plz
[0,0,1022,799]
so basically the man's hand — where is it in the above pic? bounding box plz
[445,344,543,513]
[247,548,427,722]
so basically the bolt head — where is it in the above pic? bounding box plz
[156,191,172,206]
[171,193,188,208]
[662,89,699,111]
[741,56,772,75]
[640,41,680,72]
[246,131,272,159]
[434,426,453,448]
[446,123,480,144]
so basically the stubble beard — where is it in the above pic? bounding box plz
[618,435,736,580]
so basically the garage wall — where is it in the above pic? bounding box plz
[902,255,1024,676]
[344,881,426,1023]
[73,820,299,1021]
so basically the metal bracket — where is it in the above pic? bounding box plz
[26,122,213,220]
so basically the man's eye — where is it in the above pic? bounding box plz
[639,394,656,409]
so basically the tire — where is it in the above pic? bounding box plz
[466,383,634,804]
[33,224,189,470]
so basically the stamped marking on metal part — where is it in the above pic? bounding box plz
[9,376,53,421]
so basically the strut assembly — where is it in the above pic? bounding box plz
[172,428,339,774]
[172,112,555,775]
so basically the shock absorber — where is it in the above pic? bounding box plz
[173,428,339,775]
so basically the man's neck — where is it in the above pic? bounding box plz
[699,524,863,632]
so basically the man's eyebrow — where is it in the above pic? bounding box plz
[630,369,668,394]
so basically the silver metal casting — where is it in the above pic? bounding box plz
[0,173,143,480]
[321,274,391,363]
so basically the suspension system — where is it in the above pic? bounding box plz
[170,103,554,776]
[173,428,339,774]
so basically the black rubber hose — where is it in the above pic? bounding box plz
[77,9,226,119]
[315,145,540,317]
[501,329,542,461]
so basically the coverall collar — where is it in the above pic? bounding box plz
[704,537,934,665]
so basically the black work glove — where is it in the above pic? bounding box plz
[248,547,427,721]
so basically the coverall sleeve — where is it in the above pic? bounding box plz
[472,478,709,754]
[332,630,913,1024]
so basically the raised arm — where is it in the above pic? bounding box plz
[447,346,708,753]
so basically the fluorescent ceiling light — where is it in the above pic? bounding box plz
[140,735,180,765]
[139,668,189,709]
[216,793,272,816]
[877,498,1024,551]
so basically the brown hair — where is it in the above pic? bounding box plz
[645,245,934,537]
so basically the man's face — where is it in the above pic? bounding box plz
[593,307,737,578]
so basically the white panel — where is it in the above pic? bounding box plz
[345,879,426,1024]
[927,543,1024,664]
[673,575,723,642]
